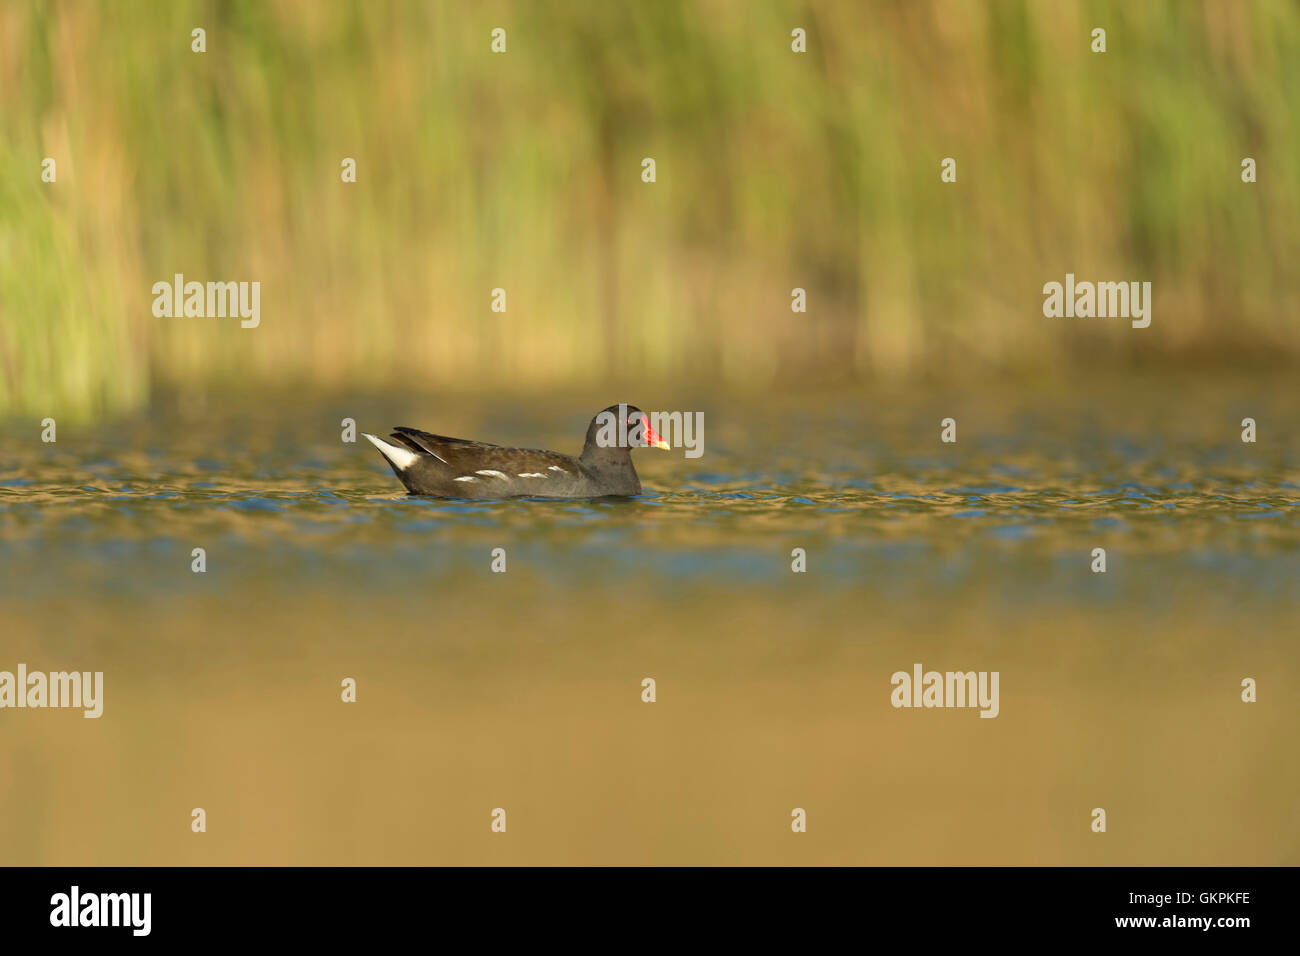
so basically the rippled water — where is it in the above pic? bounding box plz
[2,381,1298,864]
[4,385,1297,595]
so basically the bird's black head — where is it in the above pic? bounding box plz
[580,403,670,462]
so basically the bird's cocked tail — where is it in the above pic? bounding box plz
[363,432,423,489]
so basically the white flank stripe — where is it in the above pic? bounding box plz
[363,433,420,471]
[454,476,477,482]
[518,472,546,478]
[548,465,567,473]
[476,469,508,479]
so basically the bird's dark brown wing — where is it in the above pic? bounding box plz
[390,427,498,464]
[389,426,580,477]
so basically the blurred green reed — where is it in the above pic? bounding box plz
[1,0,1298,421]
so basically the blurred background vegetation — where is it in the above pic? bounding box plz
[1,0,1297,422]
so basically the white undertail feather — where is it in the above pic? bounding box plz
[363,433,420,471]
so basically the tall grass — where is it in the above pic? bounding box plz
[1,0,1298,420]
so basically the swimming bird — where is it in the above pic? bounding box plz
[363,404,670,498]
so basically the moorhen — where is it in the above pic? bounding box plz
[364,404,670,498]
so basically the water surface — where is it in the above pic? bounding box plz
[2,381,1297,864]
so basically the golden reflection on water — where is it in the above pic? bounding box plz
[3,586,1296,866]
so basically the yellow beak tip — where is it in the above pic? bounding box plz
[653,439,671,450]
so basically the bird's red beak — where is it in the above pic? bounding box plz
[642,415,670,450]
